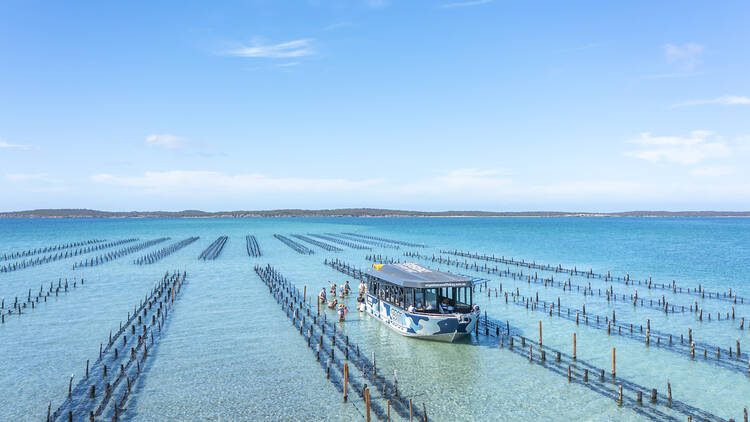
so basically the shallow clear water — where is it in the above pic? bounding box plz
[0,217,748,421]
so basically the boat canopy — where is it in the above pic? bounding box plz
[365,263,473,289]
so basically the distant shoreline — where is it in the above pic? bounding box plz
[1,209,749,218]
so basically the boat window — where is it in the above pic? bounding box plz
[415,289,425,309]
[424,288,437,311]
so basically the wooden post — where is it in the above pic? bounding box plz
[387,399,390,422]
[343,363,349,402]
[611,348,616,378]
[667,379,672,407]
[365,386,371,422]
[409,398,414,421]
[538,321,542,347]
[573,333,577,360]
[422,403,427,422]
[618,385,623,406]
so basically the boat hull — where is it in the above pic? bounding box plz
[365,294,478,342]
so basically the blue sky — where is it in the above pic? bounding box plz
[1,0,749,212]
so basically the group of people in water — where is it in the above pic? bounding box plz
[318,279,368,321]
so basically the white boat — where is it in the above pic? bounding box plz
[363,262,480,342]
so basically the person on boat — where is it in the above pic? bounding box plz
[425,302,433,311]
[408,304,416,313]
[344,281,351,294]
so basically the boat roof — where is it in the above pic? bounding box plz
[365,263,473,288]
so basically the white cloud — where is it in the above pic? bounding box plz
[690,166,733,177]
[0,140,35,150]
[440,0,492,8]
[664,43,704,71]
[365,0,389,8]
[227,39,315,59]
[145,134,185,149]
[6,173,59,183]
[673,96,750,108]
[91,171,385,194]
[625,131,730,165]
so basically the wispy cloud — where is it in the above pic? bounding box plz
[6,173,65,192]
[625,131,730,165]
[226,39,315,59]
[91,171,384,194]
[690,166,734,177]
[664,43,704,71]
[365,0,389,8]
[643,72,697,80]
[554,43,603,54]
[6,173,59,183]
[0,140,36,150]
[324,22,355,31]
[439,0,492,8]
[672,96,750,108]
[145,134,185,149]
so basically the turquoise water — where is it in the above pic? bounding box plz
[0,217,748,421]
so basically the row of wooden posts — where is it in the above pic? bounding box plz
[329,233,400,249]
[256,264,429,422]
[1,277,84,323]
[437,249,747,304]
[1,238,140,273]
[73,238,170,270]
[341,232,425,248]
[292,234,344,252]
[274,234,315,255]
[1,238,105,262]
[198,236,228,260]
[327,256,749,420]
[48,271,187,422]
[311,234,373,250]
[133,237,199,265]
